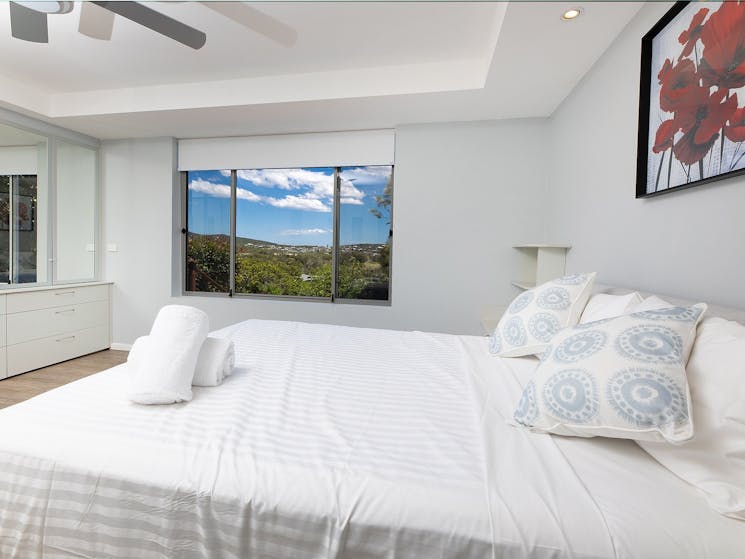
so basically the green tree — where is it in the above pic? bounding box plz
[369,173,393,223]
[235,246,333,297]
[187,235,229,292]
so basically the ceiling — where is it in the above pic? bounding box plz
[0,1,645,140]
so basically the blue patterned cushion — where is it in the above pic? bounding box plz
[512,303,707,443]
[490,273,596,357]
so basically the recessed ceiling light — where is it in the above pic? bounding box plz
[561,7,583,21]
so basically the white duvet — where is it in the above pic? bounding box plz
[0,319,742,558]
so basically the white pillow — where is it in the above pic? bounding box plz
[579,292,643,324]
[512,303,707,443]
[638,316,745,520]
[633,295,674,312]
[489,273,596,357]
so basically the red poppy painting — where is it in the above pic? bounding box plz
[637,1,745,197]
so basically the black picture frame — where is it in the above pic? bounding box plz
[636,1,745,198]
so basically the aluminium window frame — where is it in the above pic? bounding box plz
[181,165,393,306]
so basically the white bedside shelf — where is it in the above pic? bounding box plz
[513,244,571,291]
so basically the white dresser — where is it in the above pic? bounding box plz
[0,282,112,379]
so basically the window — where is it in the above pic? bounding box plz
[184,165,393,303]
[338,166,393,300]
[185,170,231,293]
[234,168,334,298]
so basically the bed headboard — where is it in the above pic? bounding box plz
[594,283,745,324]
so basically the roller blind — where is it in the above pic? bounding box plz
[0,145,39,175]
[177,129,395,171]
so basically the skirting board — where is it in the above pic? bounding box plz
[110,343,132,352]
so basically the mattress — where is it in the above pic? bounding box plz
[0,319,742,558]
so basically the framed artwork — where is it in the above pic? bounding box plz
[16,195,34,232]
[636,1,745,198]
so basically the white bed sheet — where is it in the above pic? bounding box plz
[0,319,742,558]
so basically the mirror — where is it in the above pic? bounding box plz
[0,123,48,284]
[56,141,96,282]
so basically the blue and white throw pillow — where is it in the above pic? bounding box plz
[490,273,596,357]
[512,303,707,443]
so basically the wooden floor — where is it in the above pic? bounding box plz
[0,349,128,410]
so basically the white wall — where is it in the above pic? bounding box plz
[102,120,548,345]
[102,139,176,346]
[546,2,745,310]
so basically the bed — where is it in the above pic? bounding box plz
[0,315,743,558]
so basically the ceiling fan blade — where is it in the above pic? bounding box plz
[78,1,114,40]
[9,2,49,43]
[201,2,297,47]
[92,1,206,50]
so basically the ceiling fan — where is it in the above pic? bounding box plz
[8,1,297,50]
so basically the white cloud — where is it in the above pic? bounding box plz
[237,188,261,202]
[265,195,330,213]
[194,168,373,212]
[281,228,331,236]
[189,178,231,198]
[190,178,262,202]
[237,168,334,197]
[340,166,391,186]
[340,197,363,205]
[340,179,364,201]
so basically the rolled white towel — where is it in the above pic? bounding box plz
[223,341,235,379]
[126,336,149,369]
[150,305,209,340]
[193,337,235,387]
[128,305,208,405]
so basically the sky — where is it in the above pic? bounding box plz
[187,166,391,246]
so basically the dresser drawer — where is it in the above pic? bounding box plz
[6,300,108,345]
[7,326,109,376]
[7,285,109,314]
[0,294,5,315]
[0,348,6,380]
[0,315,5,346]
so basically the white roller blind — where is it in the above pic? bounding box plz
[178,129,395,171]
[0,145,39,175]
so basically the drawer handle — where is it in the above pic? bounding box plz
[55,308,76,315]
[55,291,76,296]
[56,335,76,343]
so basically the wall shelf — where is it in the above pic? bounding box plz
[510,280,536,290]
[513,244,571,291]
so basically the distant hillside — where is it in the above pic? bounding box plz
[190,232,279,248]
[190,232,385,249]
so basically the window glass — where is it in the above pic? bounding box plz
[234,168,334,297]
[186,170,231,292]
[337,166,392,300]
